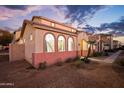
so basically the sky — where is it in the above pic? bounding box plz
[0,5,124,35]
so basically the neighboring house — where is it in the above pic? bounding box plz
[113,40,121,49]
[12,28,22,44]
[89,33,113,52]
[87,33,98,53]
[10,16,90,68]
[77,30,89,56]
[99,34,113,51]
[113,36,124,46]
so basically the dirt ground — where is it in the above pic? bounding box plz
[0,53,124,88]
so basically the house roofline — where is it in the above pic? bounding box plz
[32,16,78,30]
[19,19,78,40]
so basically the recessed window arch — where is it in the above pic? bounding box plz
[45,33,55,52]
[58,35,65,52]
[68,37,74,51]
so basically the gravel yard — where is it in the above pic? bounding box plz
[0,52,124,88]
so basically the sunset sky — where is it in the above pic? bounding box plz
[0,5,124,35]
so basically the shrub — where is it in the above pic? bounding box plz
[102,52,109,56]
[73,56,80,61]
[74,59,84,68]
[65,58,72,63]
[39,61,47,70]
[74,57,91,68]
[105,49,116,53]
[91,52,102,57]
[55,61,63,66]
[83,57,90,64]
[74,60,84,68]
[117,59,124,66]
[80,57,90,64]
[92,51,109,57]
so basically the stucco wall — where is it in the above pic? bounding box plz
[9,44,25,62]
[55,24,72,32]
[33,51,78,68]
[34,28,77,53]
[32,28,78,68]
[41,19,52,26]
[15,31,21,39]
[32,17,41,24]
[21,17,91,68]
[22,23,35,64]
[77,32,89,56]
[77,32,88,50]
[32,17,76,33]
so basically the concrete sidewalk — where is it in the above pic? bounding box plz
[89,50,122,63]
[88,58,102,62]
[103,50,122,63]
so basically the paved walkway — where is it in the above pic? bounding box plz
[89,50,122,63]
[103,50,122,63]
[88,58,102,62]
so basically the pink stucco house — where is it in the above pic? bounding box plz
[10,16,92,68]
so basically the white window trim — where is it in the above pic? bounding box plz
[45,34,55,52]
[68,37,74,51]
[58,36,65,52]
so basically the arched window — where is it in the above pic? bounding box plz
[68,37,74,51]
[58,36,65,52]
[45,34,55,52]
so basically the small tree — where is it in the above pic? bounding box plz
[84,40,96,62]
[0,32,13,46]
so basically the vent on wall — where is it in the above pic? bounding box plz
[30,34,33,41]
[51,23,55,27]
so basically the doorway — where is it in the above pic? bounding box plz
[80,39,88,56]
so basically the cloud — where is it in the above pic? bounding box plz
[0,5,106,24]
[0,5,123,36]
[0,5,42,20]
[3,5,27,10]
[0,5,68,31]
[56,5,106,27]
[95,28,113,34]
[82,16,124,36]
[45,6,67,22]
[0,5,67,22]
[99,16,124,35]
[82,25,96,33]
